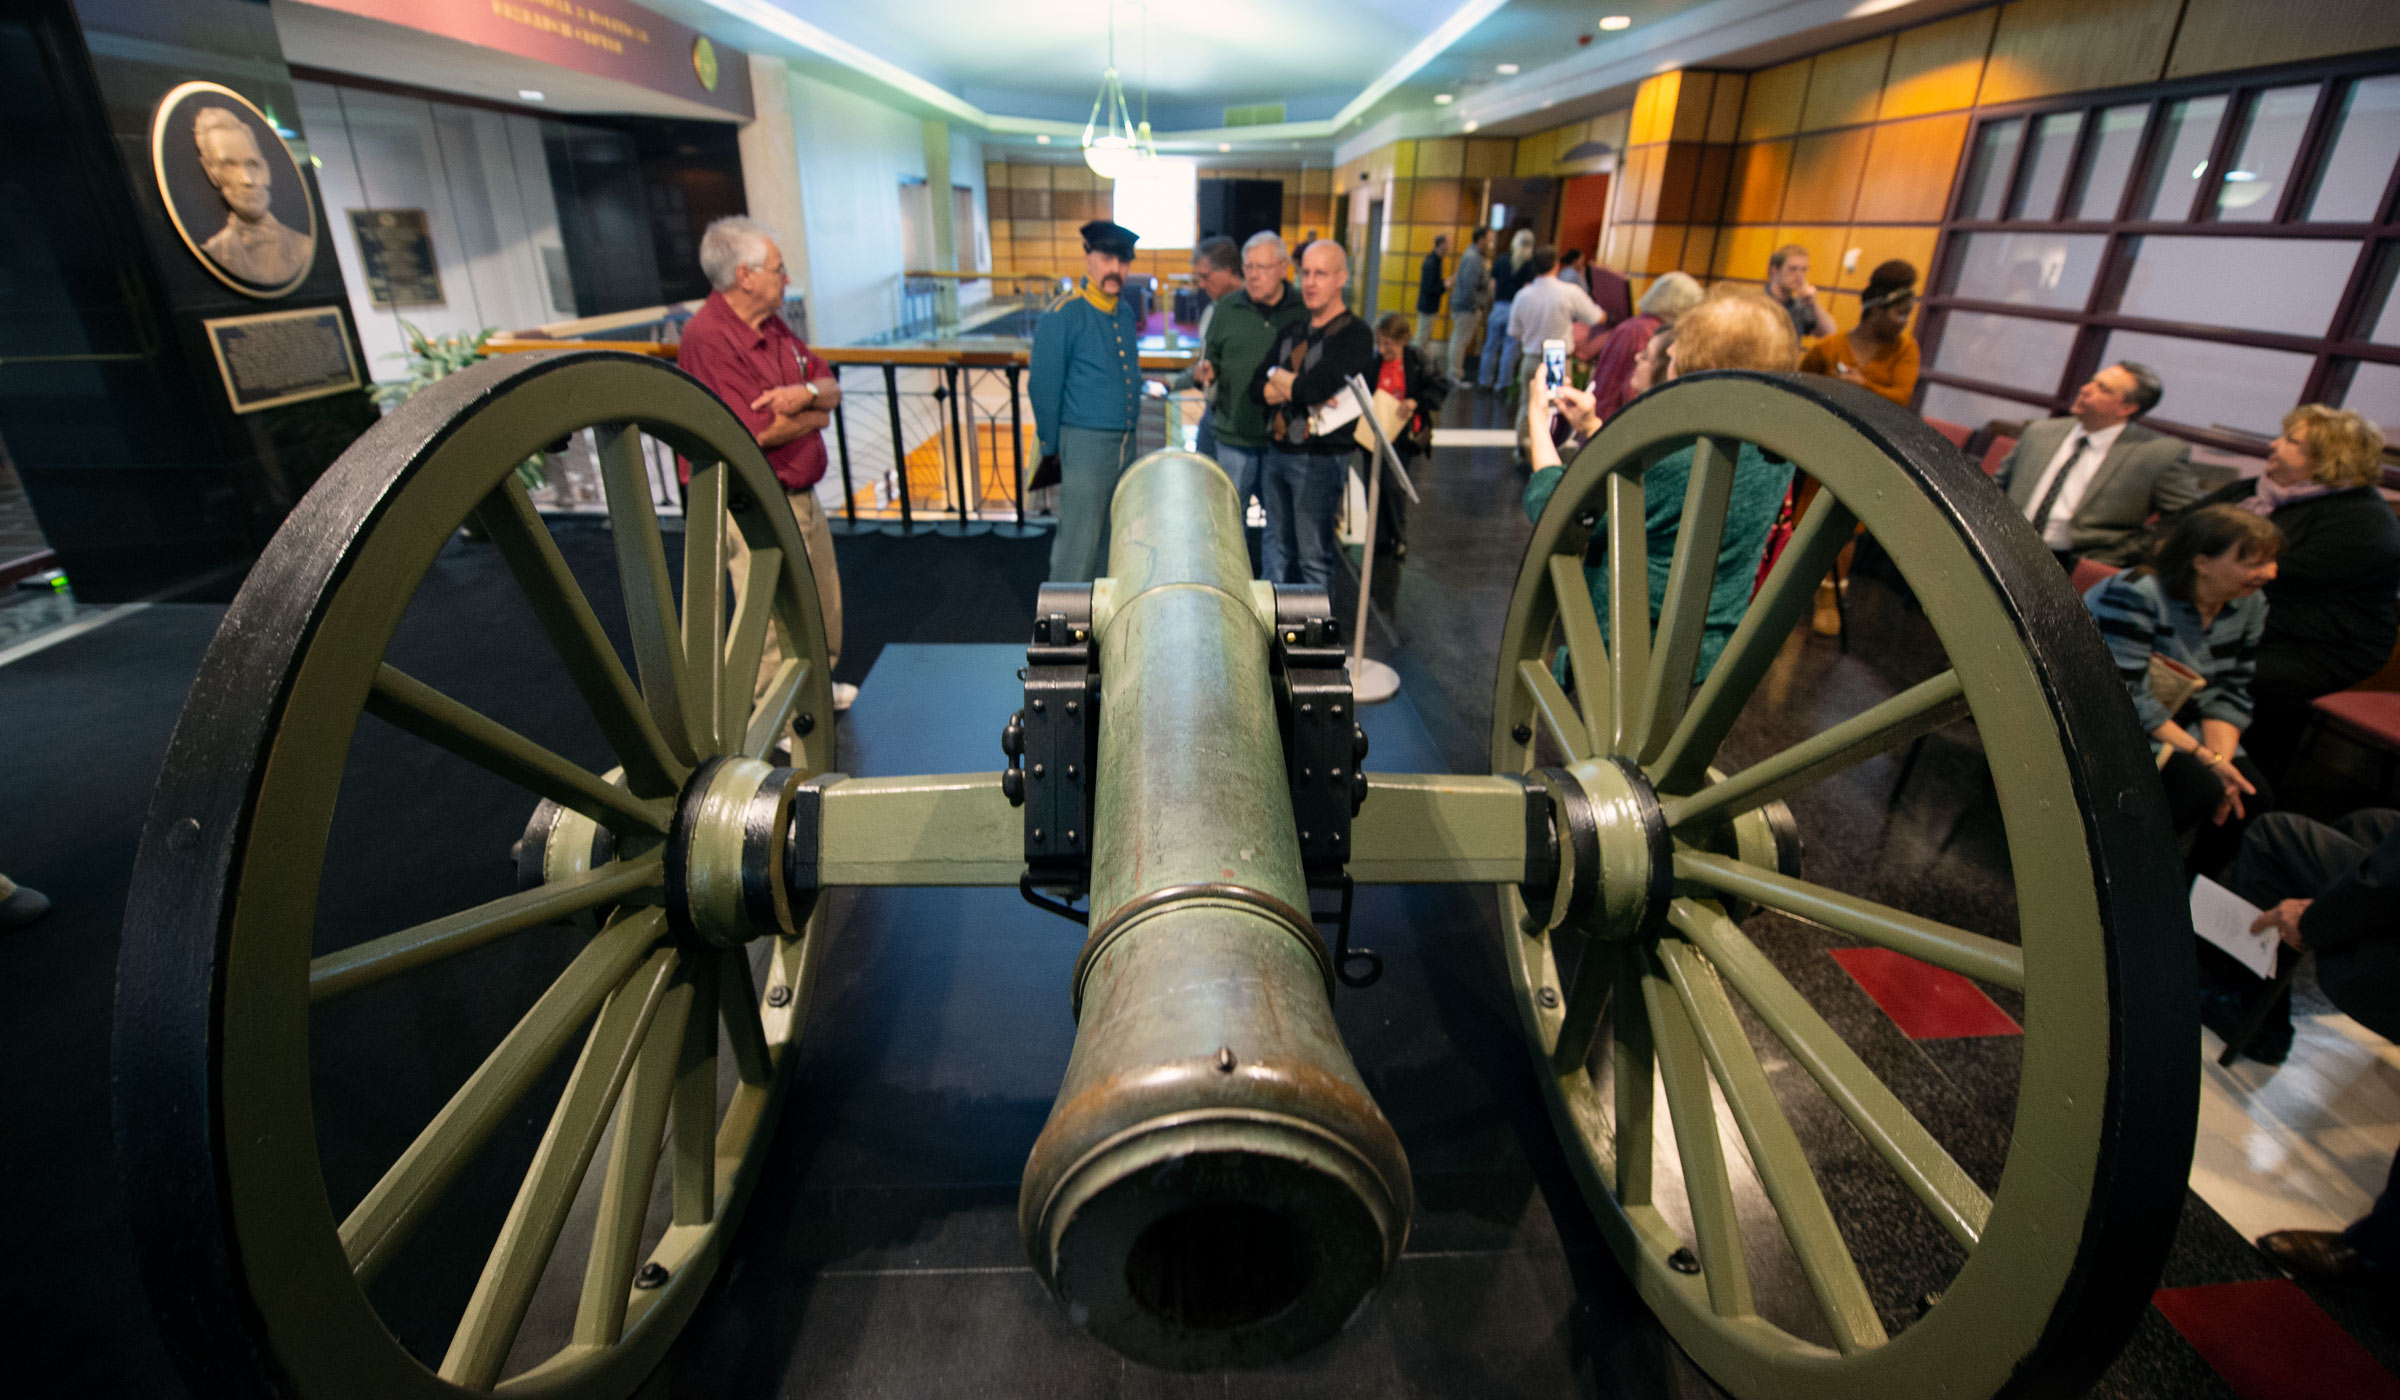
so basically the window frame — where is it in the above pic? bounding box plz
[1916,49,2400,459]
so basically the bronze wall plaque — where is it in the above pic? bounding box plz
[203,306,362,413]
[348,208,444,307]
[151,81,319,299]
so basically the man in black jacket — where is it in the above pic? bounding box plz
[2239,808,2400,1281]
[1256,240,1377,587]
[1415,235,1449,348]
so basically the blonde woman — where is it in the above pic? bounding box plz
[1476,227,1539,392]
[2195,405,2400,775]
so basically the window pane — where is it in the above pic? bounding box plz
[1947,231,2107,310]
[1932,310,2080,396]
[2073,105,2150,219]
[2343,360,2400,437]
[2100,329,2314,436]
[2309,75,2400,222]
[2362,245,2400,344]
[2117,236,2358,336]
[1922,383,2050,437]
[2216,85,2319,221]
[1960,118,2024,220]
[2138,95,2227,221]
[2012,112,2083,220]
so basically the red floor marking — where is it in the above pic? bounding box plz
[1826,947,2021,1040]
[2155,1279,2400,1400]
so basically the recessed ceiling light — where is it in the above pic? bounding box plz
[518,89,546,102]
[1496,63,1519,75]
[1218,142,1231,151]
[1435,93,1454,104]
[1037,134,1051,144]
[1598,15,1632,30]
[1464,120,1480,132]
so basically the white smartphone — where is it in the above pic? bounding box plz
[1542,338,1568,392]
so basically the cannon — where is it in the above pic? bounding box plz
[113,349,2195,1399]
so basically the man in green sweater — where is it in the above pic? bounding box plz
[1196,231,1308,572]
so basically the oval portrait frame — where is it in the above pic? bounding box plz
[151,81,319,300]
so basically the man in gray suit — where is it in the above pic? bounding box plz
[1995,361,2198,566]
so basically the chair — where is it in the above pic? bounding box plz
[1924,417,1972,450]
[2069,557,2122,595]
[1978,434,2017,478]
[2298,690,2400,796]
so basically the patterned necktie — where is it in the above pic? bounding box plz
[2030,433,2092,535]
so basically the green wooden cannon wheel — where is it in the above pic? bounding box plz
[113,350,836,1398]
[1490,372,2195,1399]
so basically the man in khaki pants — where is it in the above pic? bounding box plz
[678,216,853,716]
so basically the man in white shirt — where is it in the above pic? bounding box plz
[1996,361,2198,566]
[1505,246,1605,396]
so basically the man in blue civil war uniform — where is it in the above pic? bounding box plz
[1030,219,1144,582]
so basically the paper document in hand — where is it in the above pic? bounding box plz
[2189,875,2278,979]
[1306,391,1363,438]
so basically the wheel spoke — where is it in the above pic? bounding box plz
[1653,487,1857,793]
[440,948,679,1389]
[1551,934,1613,1073]
[719,946,774,1086]
[721,540,784,755]
[671,952,720,1226]
[1669,899,1992,1248]
[474,479,686,799]
[1547,554,1611,750]
[1658,939,1888,1353]
[1640,945,1754,1319]
[310,857,664,1002]
[1674,852,2024,991]
[681,461,727,757]
[367,664,669,836]
[340,910,670,1284]
[1517,659,1591,762]
[573,972,691,1348]
[1612,944,1655,1207]
[1660,671,1969,834]
[1631,436,1736,764]
[743,658,807,760]
[1606,472,1650,756]
[596,423,698,767]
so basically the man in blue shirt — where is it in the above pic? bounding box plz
[1031,219,1144,582]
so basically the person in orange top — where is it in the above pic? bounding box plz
[1799,259,1919,407]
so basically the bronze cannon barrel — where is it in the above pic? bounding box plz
[1017,450,1413,1369]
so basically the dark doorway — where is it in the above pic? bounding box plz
[1199,178,1284,247]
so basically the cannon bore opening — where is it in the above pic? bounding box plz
[1123,1201,1314,1331]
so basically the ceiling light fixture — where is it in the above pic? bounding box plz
[1435,93,1454,104]
[1219,142,1231,151]
[1037,134,1052,144]
[518,89,546,101]
[1464,119,1479,132]
[1496,63,1518,75]
[1080,4,1142,179]
[1598,15,1631,30]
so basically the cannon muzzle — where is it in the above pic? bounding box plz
[1018,451,1412,1369]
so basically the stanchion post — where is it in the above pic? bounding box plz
[1341,375,1418,705]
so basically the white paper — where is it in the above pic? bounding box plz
[1306,391,1364,438]
[2190,875,2278,979]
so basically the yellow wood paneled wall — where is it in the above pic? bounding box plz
[1332,137,1515,334]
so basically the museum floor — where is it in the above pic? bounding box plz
[6,398,2400,1398]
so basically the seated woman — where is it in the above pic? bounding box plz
[1524,289,1801,684]
[1368,311,1449,558]
[2083,504,2282,874]
[1796,260,1919,407]
[1576,271,1704,422]
[2191,405,2400,779]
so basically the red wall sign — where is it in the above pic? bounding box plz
[295,0,753,119]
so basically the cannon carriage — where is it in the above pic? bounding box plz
[113,349,2195,1398]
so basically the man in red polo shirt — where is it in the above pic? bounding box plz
[680,216,853,712]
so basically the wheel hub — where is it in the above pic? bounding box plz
[664,755,806,947]
[1527,757,1673,944]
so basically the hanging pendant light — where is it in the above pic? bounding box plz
[1081,4,1138,179]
